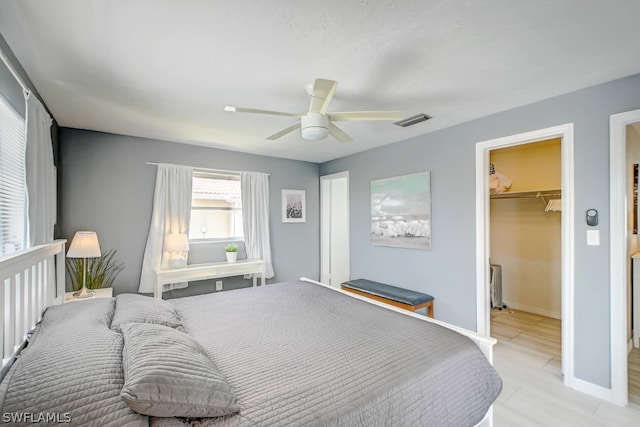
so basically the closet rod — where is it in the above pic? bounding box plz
[145,162,270,176]
[490,190,561,200]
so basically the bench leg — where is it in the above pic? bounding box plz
[411,301,434,318]
[426,301,433,318]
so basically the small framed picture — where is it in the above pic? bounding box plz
[282,189,306,223]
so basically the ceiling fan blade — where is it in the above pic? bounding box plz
[308,79,338,114]
[224,105,301,117]
[329,111,404,121]
[329,123,353,143]
[266,122,301,140]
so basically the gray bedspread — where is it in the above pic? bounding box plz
[154,281,502,427]
[0,280,501,427]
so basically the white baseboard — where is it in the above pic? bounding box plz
[501,301,561,320]
[568,376,612,402]
[629,338,634,354]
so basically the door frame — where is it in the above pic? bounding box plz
[475,123,576,386]
[320,171,349,286]
[609,109,640,406]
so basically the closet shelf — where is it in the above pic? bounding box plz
[490,189,561,201]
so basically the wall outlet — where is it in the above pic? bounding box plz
[215,280,223,291]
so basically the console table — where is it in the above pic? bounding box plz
[154,259,266,299]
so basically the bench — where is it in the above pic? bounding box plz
[341,279,434,318]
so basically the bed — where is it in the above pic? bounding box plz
[0,241,501,427]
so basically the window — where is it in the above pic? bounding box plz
[0,94,26,257]
[189,174,243,241]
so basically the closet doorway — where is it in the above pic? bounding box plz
[489,139,562,319]
[489,139,563,382]
[320,171,349,287]
[475,124,576,389]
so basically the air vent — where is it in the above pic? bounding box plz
[394,113,432,127]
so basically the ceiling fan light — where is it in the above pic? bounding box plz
[301,126,329,140]
[301,112,330,141]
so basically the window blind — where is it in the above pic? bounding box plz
[0,93,26,256]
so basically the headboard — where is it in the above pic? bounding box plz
[0,239,66,369]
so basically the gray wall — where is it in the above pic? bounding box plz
[59,129,320,298]
[320,72,640,389]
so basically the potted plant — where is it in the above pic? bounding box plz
[66,248,124,291]
[225,243,238,263]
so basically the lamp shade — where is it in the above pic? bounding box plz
[67,231,101,258]
[165,233,189,252]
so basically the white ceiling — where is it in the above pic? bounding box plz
[2,0,640,163]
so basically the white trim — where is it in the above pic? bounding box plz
[475,124,576,388]
[475,407,492,427]
[320,176,330,284]
[320,171,350,286]
[571,377,613,402]
[561,125,576,385]
[609,109,640,406]
[475,143,491,336]
[635,256,640,350]
[0,240,66,368]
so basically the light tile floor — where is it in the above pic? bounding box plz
[491,309,640,427]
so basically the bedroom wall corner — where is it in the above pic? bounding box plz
[58,129,320,297]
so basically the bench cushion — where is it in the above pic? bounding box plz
[341,279,434,306]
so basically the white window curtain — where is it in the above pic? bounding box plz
[138,164,193,294]
[25,91,56,246]
[241,171,274,279]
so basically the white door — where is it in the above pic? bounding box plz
[321,171,349,287]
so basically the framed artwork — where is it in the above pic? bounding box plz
[282,189,306,223]
[370,171,431,250]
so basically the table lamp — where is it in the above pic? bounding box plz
[67,231,101,298]
[165,233,189,268]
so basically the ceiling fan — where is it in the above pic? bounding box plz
[224,78,404,143]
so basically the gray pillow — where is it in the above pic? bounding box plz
[111,293,183,332]
[120,322,241,418]
[0,299,148,426]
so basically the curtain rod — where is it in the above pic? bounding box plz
[0,47,30,94]
[145,162,270,176]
